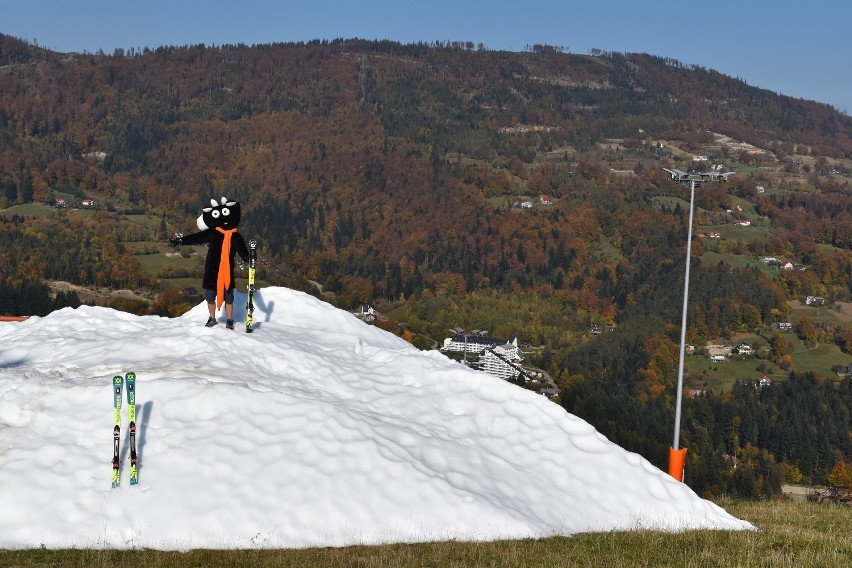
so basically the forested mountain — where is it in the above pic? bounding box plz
[1,34,850,496]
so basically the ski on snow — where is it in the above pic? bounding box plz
[246,239,257,333]
[111,374,123,488]
[111,372,138,488]
[126,372,138,485]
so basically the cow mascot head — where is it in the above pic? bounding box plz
[197,197,241,232]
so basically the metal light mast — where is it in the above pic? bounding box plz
[664,167,734,482]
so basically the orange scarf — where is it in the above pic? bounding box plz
[215,227,237,309]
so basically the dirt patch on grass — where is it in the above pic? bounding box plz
[712,133,772,157]
[836,301,852,322]
[788,300,852,323]
[48,280,152,305]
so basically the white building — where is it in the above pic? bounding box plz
[441,334,520,359]
[736,342,753,355]
[354,304,376,322]
[472,348,523,381]
[443,334,530,382]
[469,345,530,382]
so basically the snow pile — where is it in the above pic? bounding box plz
[0,287,752,550]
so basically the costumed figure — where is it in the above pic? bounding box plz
[170,197,249,329]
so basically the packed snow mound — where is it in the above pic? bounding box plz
[0,287,753,550]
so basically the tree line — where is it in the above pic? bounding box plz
[563,368,852,499]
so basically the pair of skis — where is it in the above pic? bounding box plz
[112,372,138,488]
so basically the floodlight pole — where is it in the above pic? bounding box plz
[673,179,696,449]
[663,168,734,481]
[463,333,468,364]
[668,178,696,482]
[450,328,471,365]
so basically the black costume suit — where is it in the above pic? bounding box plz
[180,229,249,292]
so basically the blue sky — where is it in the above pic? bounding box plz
[4,1,851,114]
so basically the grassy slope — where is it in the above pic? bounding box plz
[1,501,849,567]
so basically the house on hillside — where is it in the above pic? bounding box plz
[538,194,552,206]
[709,354,727,363]
[735,342,753,356]
[355,304,376,321]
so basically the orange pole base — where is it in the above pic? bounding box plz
[668,447,688,481]
[0,316,29,322]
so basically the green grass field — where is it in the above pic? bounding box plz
[700,222,771,243]
[134,244,203,276]
[699,251,778,277]
[1,500,849,567]
[788,301,850,326]
[685,355,780,392]
[0,202,57,217]
[685,326,850,392]
[789,341,849,378]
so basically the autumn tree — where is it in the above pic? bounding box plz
[826,459,852,503]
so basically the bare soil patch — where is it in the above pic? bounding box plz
[788,300,852,323]
[48,280,152,305]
